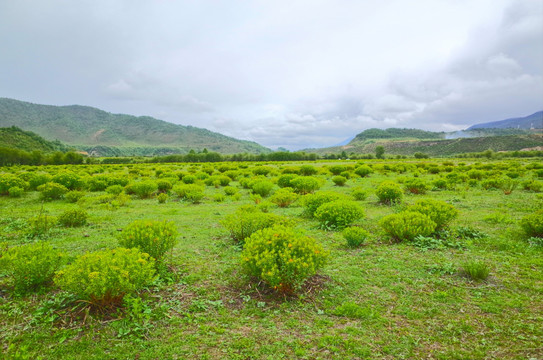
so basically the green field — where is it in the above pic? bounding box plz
[1,158,542,359]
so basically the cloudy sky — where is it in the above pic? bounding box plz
[1,0,542,150]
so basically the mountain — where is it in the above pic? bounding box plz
[0,126,69,152]
[0,98,270,155]
[467,111,543,130]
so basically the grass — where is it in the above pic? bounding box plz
[0,158,542,359]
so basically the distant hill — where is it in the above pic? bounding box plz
[467,111,543,130]
[352,128,445,142]
[0,126,69,152]
[0,98,270,155]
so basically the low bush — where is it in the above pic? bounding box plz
[106,185,124,195]
[332,176,347,186]
[314,200,364,229]
[301,191,347,218]
[351,187,367,201]
[376,181,403,204]
[379,211,437,241]
[290,176,321,194]
[131,181,158,199]
[52,170,83,190]
[27,214,57,238]
[221,207,292,243]
[342,227,369,248]
[0,242,64,293]
[241,225,328,294]
[118,220,178,262]
[8,186,24,198]
[520,210,543,238]
[251,180,275,197]
[270,188,299,208]
[354,165,372,177]
[38,182,68,201]
[404,178,429,194]
[277,174,298,188]
[461,261,490,281]
[407,199,458,230]
[173,184,205,203]
[65,190,85,203]
[224,186,238,196]
[58,208,88,227]
[55,248,156,307]
[157,193,168,204]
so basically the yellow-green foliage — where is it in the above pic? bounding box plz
[38,182,68,200]
[173,184,205,203]
[27,214,57,237]
[520,210,543,238]
[290,176,321,194]
[58,208,88,228]
[241,225,328,294]
[118,220,178,262]
[380,211,437,241]
[0,174,28,195]
[332,176,347,186]
[1,242,64,293]
[301,191,347,217]
[376,181,403,204]
[221,206,293,243]
[407,199,459,230]
[131,181,158,199]
[404,178,429,194]
[52,170,83,190]
[342,227,369,248]
[314,200,364,229]
[55,248,156,307]
[270,188,299,208]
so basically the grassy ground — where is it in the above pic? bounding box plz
[1,159,542,359]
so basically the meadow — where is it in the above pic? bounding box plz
[0,158,542,359]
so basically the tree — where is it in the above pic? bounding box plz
[375,146,385,159]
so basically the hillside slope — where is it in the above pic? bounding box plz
[0,98,270,155]
[0,126,69,152]
[468,110,543,130]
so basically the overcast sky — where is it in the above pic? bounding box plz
[1,0,542,150]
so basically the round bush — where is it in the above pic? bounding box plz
[224,186,238,196]
[8,186,24,198]
[376,181,403,205]
[0,242,64,293]
[58,208,88,227]
[251,180,275,197]
[342,227,369,248]
[55,248,156,307]
[270,188,299,208]
[379,211,437,241]
[354,165,372,177]
[520,210,543,238]
[314,200,365,229]
[0,174,28,195]
[408,199,458,230]
[277,174,298,188]
[290,176,321,194]
[52,170,83,190]
[332,176,347,186]
[131,181,158,199]
[65,190,85,203]
[301,191,347,217]
[351,187,367,201]
[221,207,292,243]
[157,192,168,204]
[299,165,318,176]
[173,184,205,203]
[241,225,328,294]
[118,220,178,262]
[106,184,124,195]
[404,178,429,194]
[38,182,68,201]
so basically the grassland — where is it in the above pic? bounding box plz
[1,158,542,359]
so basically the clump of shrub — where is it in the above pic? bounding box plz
[58,208,88,227]
[173,184,205,204]
[251,180,275,197]
[277,174,298,188]
[407,199,458,230]
[55,248,156,307]
[65,190,85,203]
[404,178,429,194]
[106,185,124,195]
[461,261,490,281]
[131,181,158,199]
[351,187,368,201]
[38,182,68,201]
[332,176,347,186]
[290,176,321,194]
[224,186,238,196]
[301,191,347,217]
[342,227,369,248]
[0,174,28,196]
[299,165,318,176]
[0,242,64,293]
[376,181,403,205]
[213,193,226,202]
[314,200,364,230]
[157,193,168,204]
[118,220,178,262]
[354,165,372,177]
[241,225,328,294]
[8,186,24,198]
[52,170,83,190]
[27,214,57,237]
[270,188,299,208]
[221,207,292,243]
[379,211,436,241]
[520,210,543,238]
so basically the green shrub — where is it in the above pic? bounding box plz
[221,207,292,243]
[522,180,543,192]
[354,165,372,177]
[55,248,156,307]
[38,182,68,201]
[379,211,437,241]
[65,190,85,203]
[520,210,543,238]
[270,188,299,208]
[213,193,226,202]
[328,165,347,175]
[241,225,328,294]
[404,178,429,194]
[342,227,369,248]
[224,186,238,196]
[27,214,57,237]
[314,200,364,229]
[182,175,196,184]
[106,184,124,195]
[252,166,273,176]
[28,173,52,190]
[118,220,178,262]
[407,199,458,230]
[332,176,347,186]
[58,208,88,227]
[157,193,168,204]
[432,178,448,190]
[8,186,24,198]
[301,191,347,217]
[0,242,64,293]
[299,165,318,176]
[131,181,158,199]
[290,176,321,194]
[52,170,83,190]
[461,261,490,281]
[173,184,205,203]
[277,174,298,188]
[0,174,28,195]
[351,187,367,201]
[251,180,275,197]
[376,181,403,204]
[481,177,503,190]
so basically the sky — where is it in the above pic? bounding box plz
[1,0,542,150]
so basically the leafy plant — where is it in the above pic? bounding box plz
[404,178,429,194]
[65,190,85,203]
[173,184,205,203]
[376,181,403,205]
[342,227,369,248]
[118,220,178,262]
[0,242,64,293]
[379,211,437,242]
[461,261,490,281]
[354,165,372,177]
[8,186,24,198]
[290,176,321,194]
[270,188,299,208]
[223,186,238,196]
[251,180,275,197]
[57,208,88,227]
[332,176,347,186]
[520,210,543,238]
[38,182,68,201]
[351,187,367,201]
[301,191,347,218]
[241,225,328,294]
[131,181,158,199]
[0,174,28,195]
[314,200,365,230]
[157,192,168,204]
[221,206,292,243]
[407,199,458,230]
[55,248,156,307]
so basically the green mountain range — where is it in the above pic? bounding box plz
[0,98,270,156]
[0,126,69,152]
